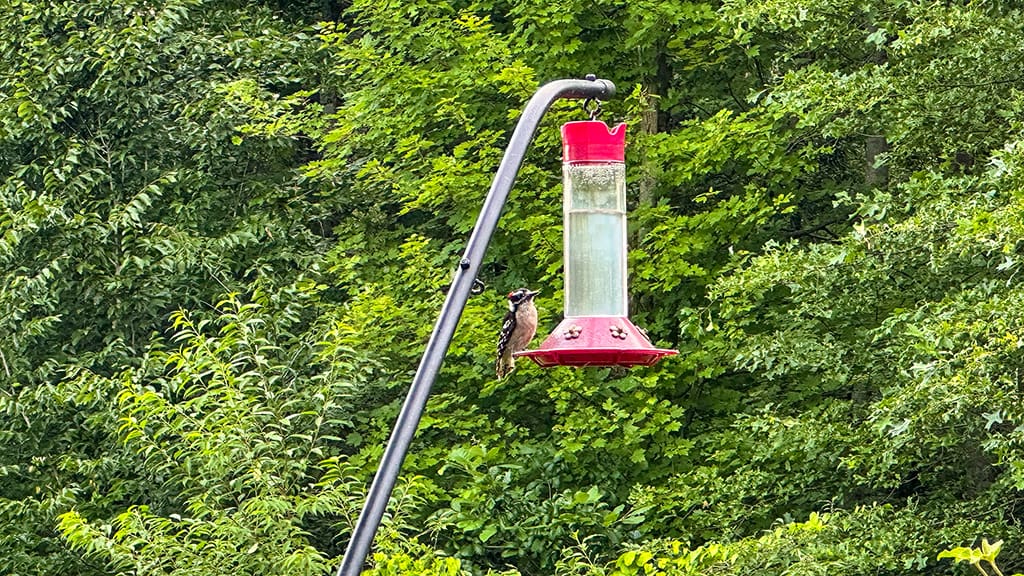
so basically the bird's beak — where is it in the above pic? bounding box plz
[527,290,540,298]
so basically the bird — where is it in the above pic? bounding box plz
[495,288,539,379]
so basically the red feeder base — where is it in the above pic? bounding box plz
[515,316,677,368]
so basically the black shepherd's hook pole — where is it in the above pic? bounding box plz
[335,76,615,576]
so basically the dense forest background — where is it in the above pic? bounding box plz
[2,0,1024,574]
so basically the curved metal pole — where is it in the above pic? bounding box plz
[335,77,615,576]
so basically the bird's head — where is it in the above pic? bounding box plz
[507,288,539,309]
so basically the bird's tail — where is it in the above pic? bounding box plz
[495,352,515,380]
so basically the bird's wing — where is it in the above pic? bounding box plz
[496,310,517,359]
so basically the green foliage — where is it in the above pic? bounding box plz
[58,293,369,574]
[0,1,338,572]
[559,507,1011,576]
[5,0,1024,574]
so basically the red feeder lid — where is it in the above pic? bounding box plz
[516,316,677,368]
[561,121,626,163]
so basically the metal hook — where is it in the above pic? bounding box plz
[582,98,603,120]
[439,278,486,296]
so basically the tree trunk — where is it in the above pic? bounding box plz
[865,134,889,188]
[638,47,671,209]
[865,24,889,188]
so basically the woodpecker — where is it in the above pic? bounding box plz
[495,288,539,379]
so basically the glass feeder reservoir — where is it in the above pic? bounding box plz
[517,121,677,367]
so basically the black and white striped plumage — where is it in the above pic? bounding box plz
[495,288,539,379]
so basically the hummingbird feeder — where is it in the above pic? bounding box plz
[516,119,677,368]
